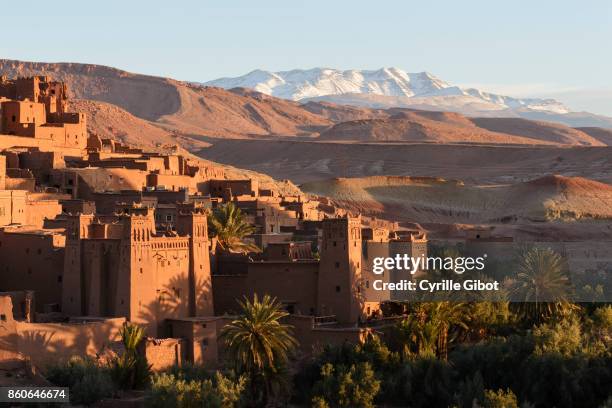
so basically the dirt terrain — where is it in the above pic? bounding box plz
[69,99,206,150]
[196,139,612,185]
[576,127,612,145]
[300,175,612,224]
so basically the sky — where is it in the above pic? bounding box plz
[2,0,611,114]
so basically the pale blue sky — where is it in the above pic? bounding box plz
[2,1,611,114]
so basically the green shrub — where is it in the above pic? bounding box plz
[532,316,582,356]
[146,372,246,408]
[311,362,380,408]
[481,388,518,408]
[587,305,612,352]
[46,356,115,406]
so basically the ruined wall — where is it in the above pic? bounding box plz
[140,337,185,371]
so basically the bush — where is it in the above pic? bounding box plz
[146,372,246,408]
[586,305,612,353]
[532,316,582,356]
[46,356,115,406]
[311,362,380,408]
[481,388,518,408]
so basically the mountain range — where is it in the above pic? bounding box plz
[1,59,611,147]
[205,67,612,128]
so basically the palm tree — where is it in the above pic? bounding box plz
[208,202,260,253]
[396,302,469,360]
[220,294,298,404]
[110,323,151,389]
[508,247,575,323]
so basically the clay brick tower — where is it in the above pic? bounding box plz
[124,210,156,331]
[62,214,94,315]
[176,211,214,317]
[318,215,363,324]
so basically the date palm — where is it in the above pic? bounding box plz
[220,294,297,404]
[508,247,575,323]
[208,202,260,253]
[396,302,469,360]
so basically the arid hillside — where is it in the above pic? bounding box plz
[1,59,610,147]
[300,175,612,224]
[470,118,603,146]
[318,110,604,145]
[154,86,330,137]
[319,115,557,145]
[0,59,330,139]
[197,139,612,185]
[68,99,208,151]
[576,127,612,145]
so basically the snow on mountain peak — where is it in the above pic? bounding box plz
[204,67,569,114]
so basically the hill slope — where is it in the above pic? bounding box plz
[0,59,330,138]
[300,175,612,224]
[318,111,603,145]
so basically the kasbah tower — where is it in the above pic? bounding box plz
[318,215,364,324]
[61,207,213,336]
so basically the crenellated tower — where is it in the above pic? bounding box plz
[176,210,214,317]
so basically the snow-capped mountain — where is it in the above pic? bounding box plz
[206,67,448,100]
[204,67,570,114]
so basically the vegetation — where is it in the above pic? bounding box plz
[45,247,611,407]
[481,388,519,408]
[46,323,151,405]
[292,302,612,408]
[109,323,152,390]
[146,372,247,408]
[508,247,575,323]
[220,294,298,406]
[46,301,611,407]
[311,362,380,408]
[393,302,470,360]
[208,202,260,253]
[46,356,115,406]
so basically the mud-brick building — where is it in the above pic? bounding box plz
[61,207,214,336]
[0,76,87,151]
